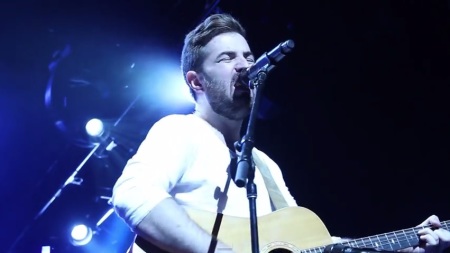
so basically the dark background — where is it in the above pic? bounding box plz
[1,1,449,252]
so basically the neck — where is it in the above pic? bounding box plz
[193,107,244,150]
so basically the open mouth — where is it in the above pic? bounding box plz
[234,89,250,94]
[235,77,250,88]
[232,71,249,88]
[233,87,251,99]
[234,82,250,92]
[232,73,251,96]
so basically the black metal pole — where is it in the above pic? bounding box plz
[234,70,268,253]
[233,39,294,253]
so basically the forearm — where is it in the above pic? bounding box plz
[136,197,229,253]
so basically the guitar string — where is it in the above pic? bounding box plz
[300,221,449,253]
[351,220,450,249]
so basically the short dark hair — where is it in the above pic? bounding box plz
[181,13,247,100]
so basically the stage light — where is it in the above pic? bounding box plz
[41,246,51,253]
[70,224,93,246]
[85,118,104,137]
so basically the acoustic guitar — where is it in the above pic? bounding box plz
[133,206,449,253]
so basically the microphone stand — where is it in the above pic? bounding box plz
[234,69,269,253]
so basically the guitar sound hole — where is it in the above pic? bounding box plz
[269,250,293,253]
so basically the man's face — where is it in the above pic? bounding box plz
[198,32,255,120]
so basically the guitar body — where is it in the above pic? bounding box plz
[133,206,448,253]
[135,206,333,253]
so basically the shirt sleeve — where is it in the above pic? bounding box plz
[112,115,195,231]
[253,148,298,207]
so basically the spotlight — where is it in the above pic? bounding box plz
[41,246,51,253]
[70,224,93,246]
[85,118,104,137]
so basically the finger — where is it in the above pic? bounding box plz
[412,247,425,253]
[419,233,440,246]
[435,229,450,243]
[418,227,437,236]
[417,228,439,244]
[427,215,441,227]
[418,215,441,227]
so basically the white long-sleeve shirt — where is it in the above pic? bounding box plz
[112,114,297,231]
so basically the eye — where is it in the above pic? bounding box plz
[247,57,255,63]
[218,56,232,62]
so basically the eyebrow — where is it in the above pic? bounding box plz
[215,50,254,60]
[244,51,255,59]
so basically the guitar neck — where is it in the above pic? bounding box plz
[303,220,449,253]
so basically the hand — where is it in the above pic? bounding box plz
[402,215,450,253]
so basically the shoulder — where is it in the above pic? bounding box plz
[138,114,197,151]
[252,147,281,171]
[149,114,196,133]
[153,114,192,127]
[253,147,284,174]
[252,147,275,163]
[141,114,190,141]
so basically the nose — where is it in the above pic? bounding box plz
[234,57,251,73]
[234,57,251,87]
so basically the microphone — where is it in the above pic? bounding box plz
[239,39,295,87]
[323,244,396,253]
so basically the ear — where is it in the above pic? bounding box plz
[186,70,204,92]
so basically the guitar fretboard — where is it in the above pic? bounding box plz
[301,220,449,253]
